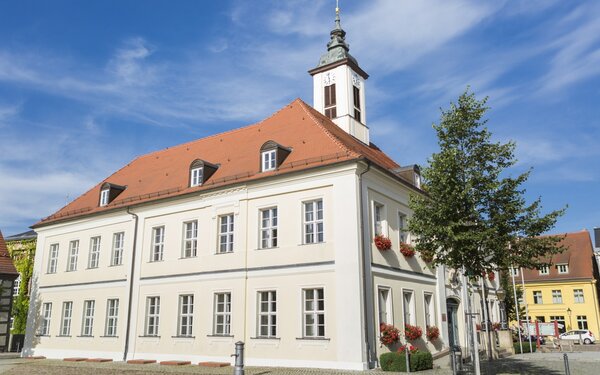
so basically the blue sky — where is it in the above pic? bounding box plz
[1,0,599,238]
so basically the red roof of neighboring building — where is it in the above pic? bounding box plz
[521,230,597,282]
[0,231,19,277]
[35,99,412,228]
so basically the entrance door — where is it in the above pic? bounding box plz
[447,299,460,348]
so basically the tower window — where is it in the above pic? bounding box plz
[324,84,336,119]
[353,86,361,121]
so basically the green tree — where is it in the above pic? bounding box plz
[409,90,565,275]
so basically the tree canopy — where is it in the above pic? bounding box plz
[409,90,565,275]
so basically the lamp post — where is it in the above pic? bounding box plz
[497,288,507,330]
[567,308,572,330]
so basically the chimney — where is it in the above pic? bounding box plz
[595,227,600,250]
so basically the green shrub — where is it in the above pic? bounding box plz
[380,351,434,372]
[514,342,537,353]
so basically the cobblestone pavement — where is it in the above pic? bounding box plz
[0,353,598,375]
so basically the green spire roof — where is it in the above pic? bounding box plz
[314,4,359,69]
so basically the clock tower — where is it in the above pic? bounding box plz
[309,4,370,144]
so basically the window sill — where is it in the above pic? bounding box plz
[296,337,330,341]
[86,267,99,270]
[108,264,123,267]
[250,336,281,340]
[298,242,326,246]
[56,335,71,338]
[147,260,164,263]
[99,335,119,338]
[214,251,234,255]
[172,335,195,339]
[76,335,94,338]
[65,270,77,273]
[255,246,279,251]
[138,335,160,338]
[35,334,50,337]
[207,334,234,338]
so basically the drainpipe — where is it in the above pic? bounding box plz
[358,161,376,368]
[123,207,139,361]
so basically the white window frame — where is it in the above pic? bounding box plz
[81,300,95,336]
[213,292,232,335]
[111,232,124,266]
[151,226,164,262]
[552,290,563,304]
[424,292,435,328]
[100,188,110,206]
[557,263,569,274]
[577,315,588,330]
[402,290,416,326]
[47,243,59,274]
[303,199,324,244]
[510,267,519,277]
[539,266,549,275]
[60,301,72,336]
[13,275,21,296]
[574,289,585,303]
[302,288,325,338]
[178,294,194,337]
[373,202,385,236]
[218,214,234,253]
[40,302,52,336]
[190,167,203,187]
[105,298,119,337]
[261,149,277,172]
[182,221,198,258]
[67,240,79,272]
[257,291,277,338]
[377,287,392,326]
[88,236,101,269]
[398,212,408,244]
[145,296,160,336]
[533,290,543,304]
[260,207,278,249]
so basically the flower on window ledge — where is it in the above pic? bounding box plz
[374,235,392,251]
[404,324,422,341]
[426,326,440,341]
[487,271,496,281]
[397,343,418,353]
[379,323,400,346]
[399,242,416,257]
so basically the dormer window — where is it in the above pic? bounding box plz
[99,182,126,207]
[189,159,218,187]
[539,266,550,275]
[557,263,569,274]
[260,141,291,172]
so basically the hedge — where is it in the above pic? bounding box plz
[380,351,433,372]
[514,342,537,353]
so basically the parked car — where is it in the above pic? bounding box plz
[559,330,596,344]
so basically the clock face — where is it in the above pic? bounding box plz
[323,72,336,86]
[352,72,360,87]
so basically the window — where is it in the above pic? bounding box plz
[100,188,110,206]
[510,267,519,277]
[81,300,95,336]
[261,150,277,172]
[373,203,385,236]
[183,221,198,258]
[550,315,566,333]
[303,288,325,337]
[574,289,585,303]
[557,264,569,274]
[536,316,546,323]
[145,297,160,336]
[353,85,361,121]
[151,226,164,262]
[13,275,20,296]
[533,291,543,304]
[178,295,194,337]
[398,213,408,243]
[257,291,277,337]
[260,207,278,249]
[218,214,234,253]
[378,288,392,325]
[552,290,563,304]
[324,84,336,119]
[47,244,59,274]
[111,232,124,266]
[190,167,203,187]
[403,290,415,325]
[539,266,549,275]
[39,302,52,336]
[67,240,79,272]
[88,236,101,269]
[214,292,231,335]
[577,315,588,330]
[60,301,73,336]
[105,299,119,337]
[424,293,435,328]
[303,199,324,244]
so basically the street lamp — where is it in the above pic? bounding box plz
[567,308,572,330]
[496,288,507,330]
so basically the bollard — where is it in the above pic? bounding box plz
[563,353,571,375]
[231,341,245,375]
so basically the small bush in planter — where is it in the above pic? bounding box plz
[405,324,422,341]
[379,323,400,346]
[514,342,537,353]
[400,242,416,257]
[375,235,392,251]
[380,351,433,372]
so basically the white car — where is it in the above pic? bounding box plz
[559,330,596,344]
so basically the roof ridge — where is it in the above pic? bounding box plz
[295,99,360,158]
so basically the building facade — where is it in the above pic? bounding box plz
[517,230,600,336]
[0,231,19,352]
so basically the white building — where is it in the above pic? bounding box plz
[23,8,498,370]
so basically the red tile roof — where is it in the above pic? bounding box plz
[35,99,410,227]
[0,231,19,277]
[521,230,597,282]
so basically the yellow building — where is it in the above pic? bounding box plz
[516,230,600,336]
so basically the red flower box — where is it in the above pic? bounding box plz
[404,324,422,341]
[379,323,400,346]
[400,243,416,257]
[426,326,440,341]
[374,235,392,251]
